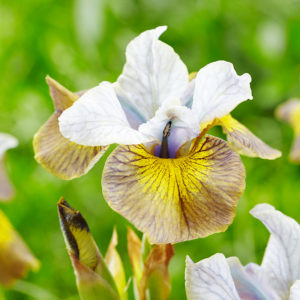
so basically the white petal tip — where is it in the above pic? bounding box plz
[250,203,275,217]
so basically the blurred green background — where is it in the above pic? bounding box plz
[1,0,300,299]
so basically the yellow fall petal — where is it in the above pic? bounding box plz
[105,229,127,300]
[218,114,281,159]
[0,210,39,287]
[102,135,245,244]
[139,244,174,300]
[33,76,108,180]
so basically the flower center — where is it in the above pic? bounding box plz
[160,121,172,158]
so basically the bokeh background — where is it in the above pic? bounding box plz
[1,0,300,299]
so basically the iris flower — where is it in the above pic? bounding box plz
[0,133,39,286]
[34,26,280,244]
[276,99,300,163]
[185,203,300,300]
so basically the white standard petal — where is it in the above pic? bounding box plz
[290,281,300,300]
[185,254,241,300]
[115,26,189,121]
[227,257,280,300]
[250,203,300,300]
[192,61,252,124]
[0,133,18,158]
[59,82,155,146]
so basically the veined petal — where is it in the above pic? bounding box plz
[185,254,240,300]
[33,77,107,180]
[115,26,189,121]
[218,114,281,159]
[59,82,154,146]
[290,281,300,300]
[227,257,279,300]
[0,210,39,286]
[192,61,252,124]
[250,204,300,300]
[102,135,245,244]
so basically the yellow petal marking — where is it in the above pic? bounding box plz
[103,135,245,244]
[33,76,107,180]
[218,114,281,159]
[0,210,39,286]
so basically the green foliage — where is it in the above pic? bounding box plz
[1,0,300,299]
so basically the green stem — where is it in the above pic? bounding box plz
[12,280,59,300]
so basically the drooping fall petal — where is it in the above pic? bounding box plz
[57,198,119,299]
[105,229,127,300]
[0,210,39,286]
[218,114,281,159]
[139,244,174,300]
[102,135,245,244]
[33,76,108,180]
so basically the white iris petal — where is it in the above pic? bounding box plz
[59,82,155,146]
[115,25,189,121]
[59,27,253,154]
[185,204,300,300]
[192,60,252,124]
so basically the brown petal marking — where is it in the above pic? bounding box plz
[102,135,245,244]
